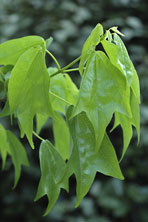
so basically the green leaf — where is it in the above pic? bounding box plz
[71,51,131,150]
[49,73,79,114]
[130,89,140,143]
[103,30,113,42]
[8,46,53,148]
[0,36,45,66]
[53,112,70,160]
[66,109,124,207]
[0,124,9,168]
[7,130,29,188]
[101,34,140,103]
[111,90,140,160]
[0,124,29,186]
[79,23,103,75]
[112,112,133,161]
[36,113,49,134]
[35,140,68,216]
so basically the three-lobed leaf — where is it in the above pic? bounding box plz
[71,50,131,150]
[8,46,53,148]
[0,25,141,215]
[79,23,103,75]
[66,108,124,207]
[35,140,68,216]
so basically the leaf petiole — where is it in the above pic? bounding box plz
[33,131,45,141]
[46,49,61,70]
[62,56,81,71]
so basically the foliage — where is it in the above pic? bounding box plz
[0,23,140,216]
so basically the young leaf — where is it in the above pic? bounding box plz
[53,112,70,160]
[7,130,29,188]
[79,23,103,75]
[0,36,45,65]
[35,140,68,216]
[49,73,79,114]
[66,109,124,207]
[8,46,53,148]
[109,26,125,36]
[101,34,140,103]
[71,51,131,150]
[46,37,53,49]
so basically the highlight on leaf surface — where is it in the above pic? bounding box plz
[0,23,140,215]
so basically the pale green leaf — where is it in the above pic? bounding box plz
[66,109,124,207]
[7,130,29,188]
[53,112,70,160]
[35,140,68,215]
[0,36,45,65]
[71,51,131,150]
[36,113,49,134]
[46,37,53,49]
[103,30,113,42]
[79,23,103,75]
[8,46,53,148]
[50,73,79,114]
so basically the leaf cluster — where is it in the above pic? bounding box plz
[0,24,140,215]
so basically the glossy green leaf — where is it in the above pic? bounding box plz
[0,124,9,168]
[101,34,140,103]
[79,23,103,75]
[7,130,29,188]
[0,36,45,65]
[112,88,140,159]
[66,109,124,207]
[49,72,79,114]
[72,51,131,150]
[35,140,68,215]
[111,89,140,160]
[8,46,53,148]
[53,112,70,160]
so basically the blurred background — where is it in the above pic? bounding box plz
[0,0,148,221]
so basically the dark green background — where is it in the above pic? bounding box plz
[0,0,148,221]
